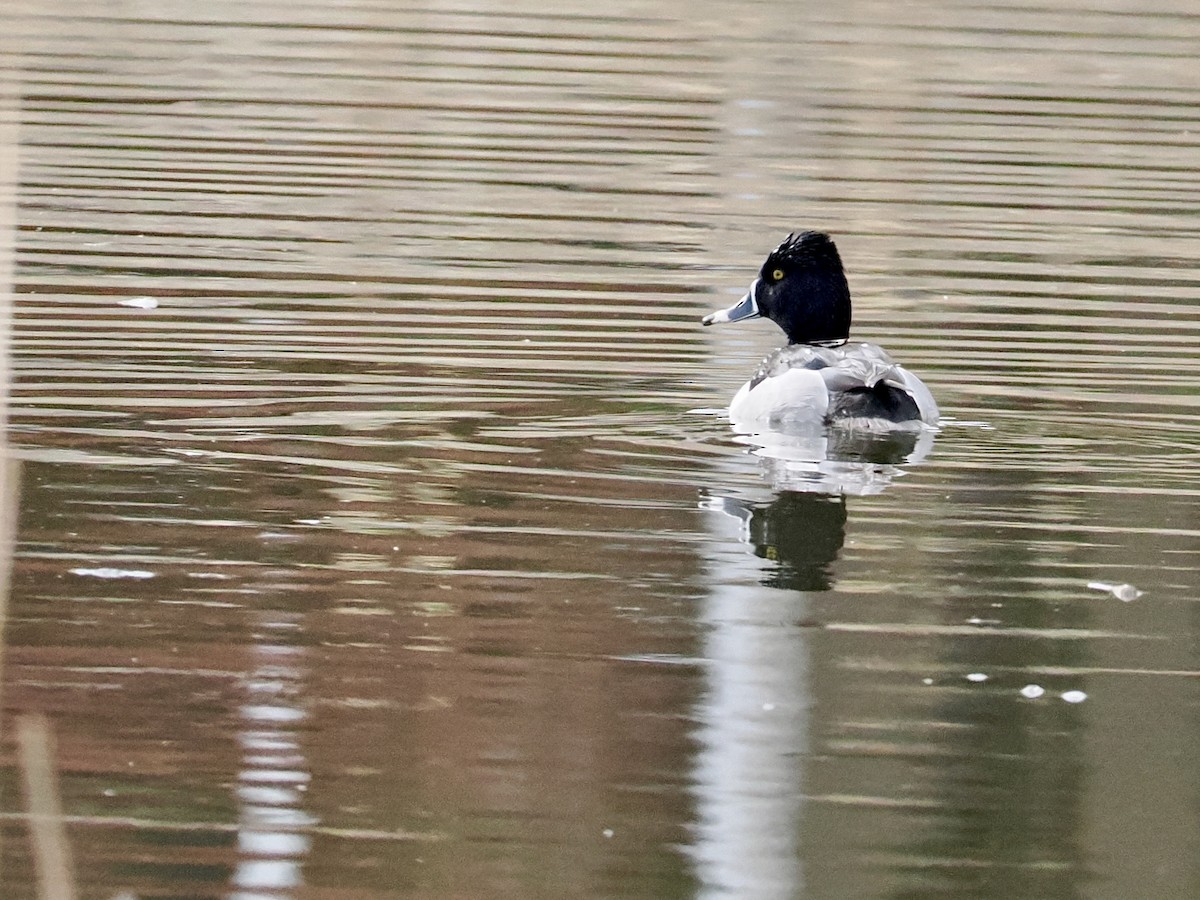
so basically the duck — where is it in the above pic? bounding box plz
[702,231,939,432]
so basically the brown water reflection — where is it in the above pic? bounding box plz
[2,0,1200,897]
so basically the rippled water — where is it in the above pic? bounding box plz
[1,1,1199,897]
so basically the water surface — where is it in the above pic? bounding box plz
[2,1,1199,897]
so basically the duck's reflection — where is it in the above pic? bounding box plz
[690,429,930,897]
[734,421,935,496]
[703,491,845,592]
[230,612,315,900]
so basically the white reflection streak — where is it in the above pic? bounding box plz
[229,617,314,900]
[689,505,810,899]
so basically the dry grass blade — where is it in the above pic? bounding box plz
[0,58,21,890]
[16,714,79,900]
[0,13,18,693]
[0,458,21,690]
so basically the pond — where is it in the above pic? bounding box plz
[1,0,1198,897]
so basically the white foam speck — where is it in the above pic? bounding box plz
[1061,690,1088,704]
[966,672,988,683]
[1086,581,1143,602]
[70,567,154,580]
[1020,684,1045,699]
[119,296,158,309]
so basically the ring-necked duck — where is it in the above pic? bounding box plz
[703,231,938,431]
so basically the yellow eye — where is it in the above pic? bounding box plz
[772,268,784,281]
